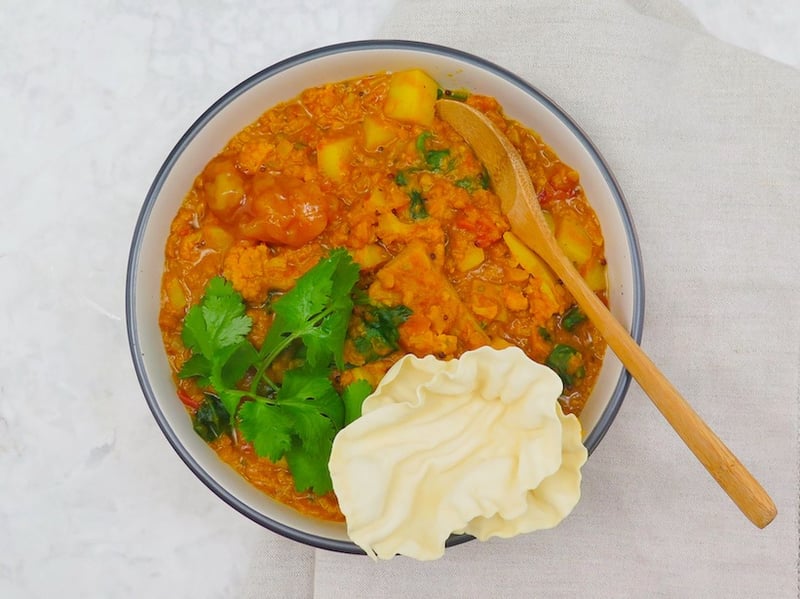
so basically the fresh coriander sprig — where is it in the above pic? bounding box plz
[178,277,260,414]
[178,248,381,495]
[353,302,413,361]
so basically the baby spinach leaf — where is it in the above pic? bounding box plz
[416,131,452,173]
[409,190,428,219]
[192,394,231,442]
[425,149,451,172]
[479,167,490,189]
[561,305,587,332]
[546,343,584,387]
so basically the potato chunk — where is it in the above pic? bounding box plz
[556,217,593,267]
[369,241,489,357]
[363,116,396,151]
[584,262,607,291]
[317,137,355,182]
[503,232,558,290]
[383,69,439,126]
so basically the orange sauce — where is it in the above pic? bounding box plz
[159,71,608,521]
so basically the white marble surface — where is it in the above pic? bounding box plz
[678,0,800,67]
[1,1,797,598]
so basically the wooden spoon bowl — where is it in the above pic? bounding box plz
[436,98,776,529]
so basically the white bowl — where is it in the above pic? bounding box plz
[126,40,644,553]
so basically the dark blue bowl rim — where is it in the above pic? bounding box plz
[126,39,645,556]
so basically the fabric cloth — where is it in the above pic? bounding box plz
[306,1,800,597]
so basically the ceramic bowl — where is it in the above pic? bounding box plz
[126,40,644,554]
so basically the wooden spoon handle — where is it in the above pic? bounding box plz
[436,98,776,527]
[525,228,777,529]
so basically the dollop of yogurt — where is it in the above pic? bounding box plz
[328,346,588,560]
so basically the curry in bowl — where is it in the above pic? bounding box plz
[157,68,609,523]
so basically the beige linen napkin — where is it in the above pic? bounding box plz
[305,1,800,597]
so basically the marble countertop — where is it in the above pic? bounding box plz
[1,1,797,597]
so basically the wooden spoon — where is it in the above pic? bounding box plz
[436,99,777,529]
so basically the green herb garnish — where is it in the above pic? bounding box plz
[394,170,408,186]
[545,343,585,387]
[454,168,491,193]
[561,305,587,331]
[479,167,490,189]
[192,394,231,442]
[537,326,552,342]
[179,249,364,495]
[354,303,413,360]
[342,379,373,426]
[416,131,432,153]
[436,88,470,101]
[416,131,452,173]
[455,177,477,192]
[255,248,359,376]
[179,276,259,400]
[425,149,450,171]
[409,190,428,219]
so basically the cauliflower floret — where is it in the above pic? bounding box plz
[223,243,326,304]
[223,244,271,303]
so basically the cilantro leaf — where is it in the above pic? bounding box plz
[219,341,259,388]
[302,300,352,370]
[178,249,365,497]
[297,251,359,369]
[328,250,361,301]
[286,439,334,495]
[179,277,256,415]
[218,389,245,419]
[354,303,412,360]
[455,168,490,193]
[270,269,334,334]
[342,379,373,425]
[277,367,342,445]
[182,277,252,353]
[178,354,211,384]
[238,401,294,462]
[260,248,359,368]
[415,131,432,154]
[181,304,212,357]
